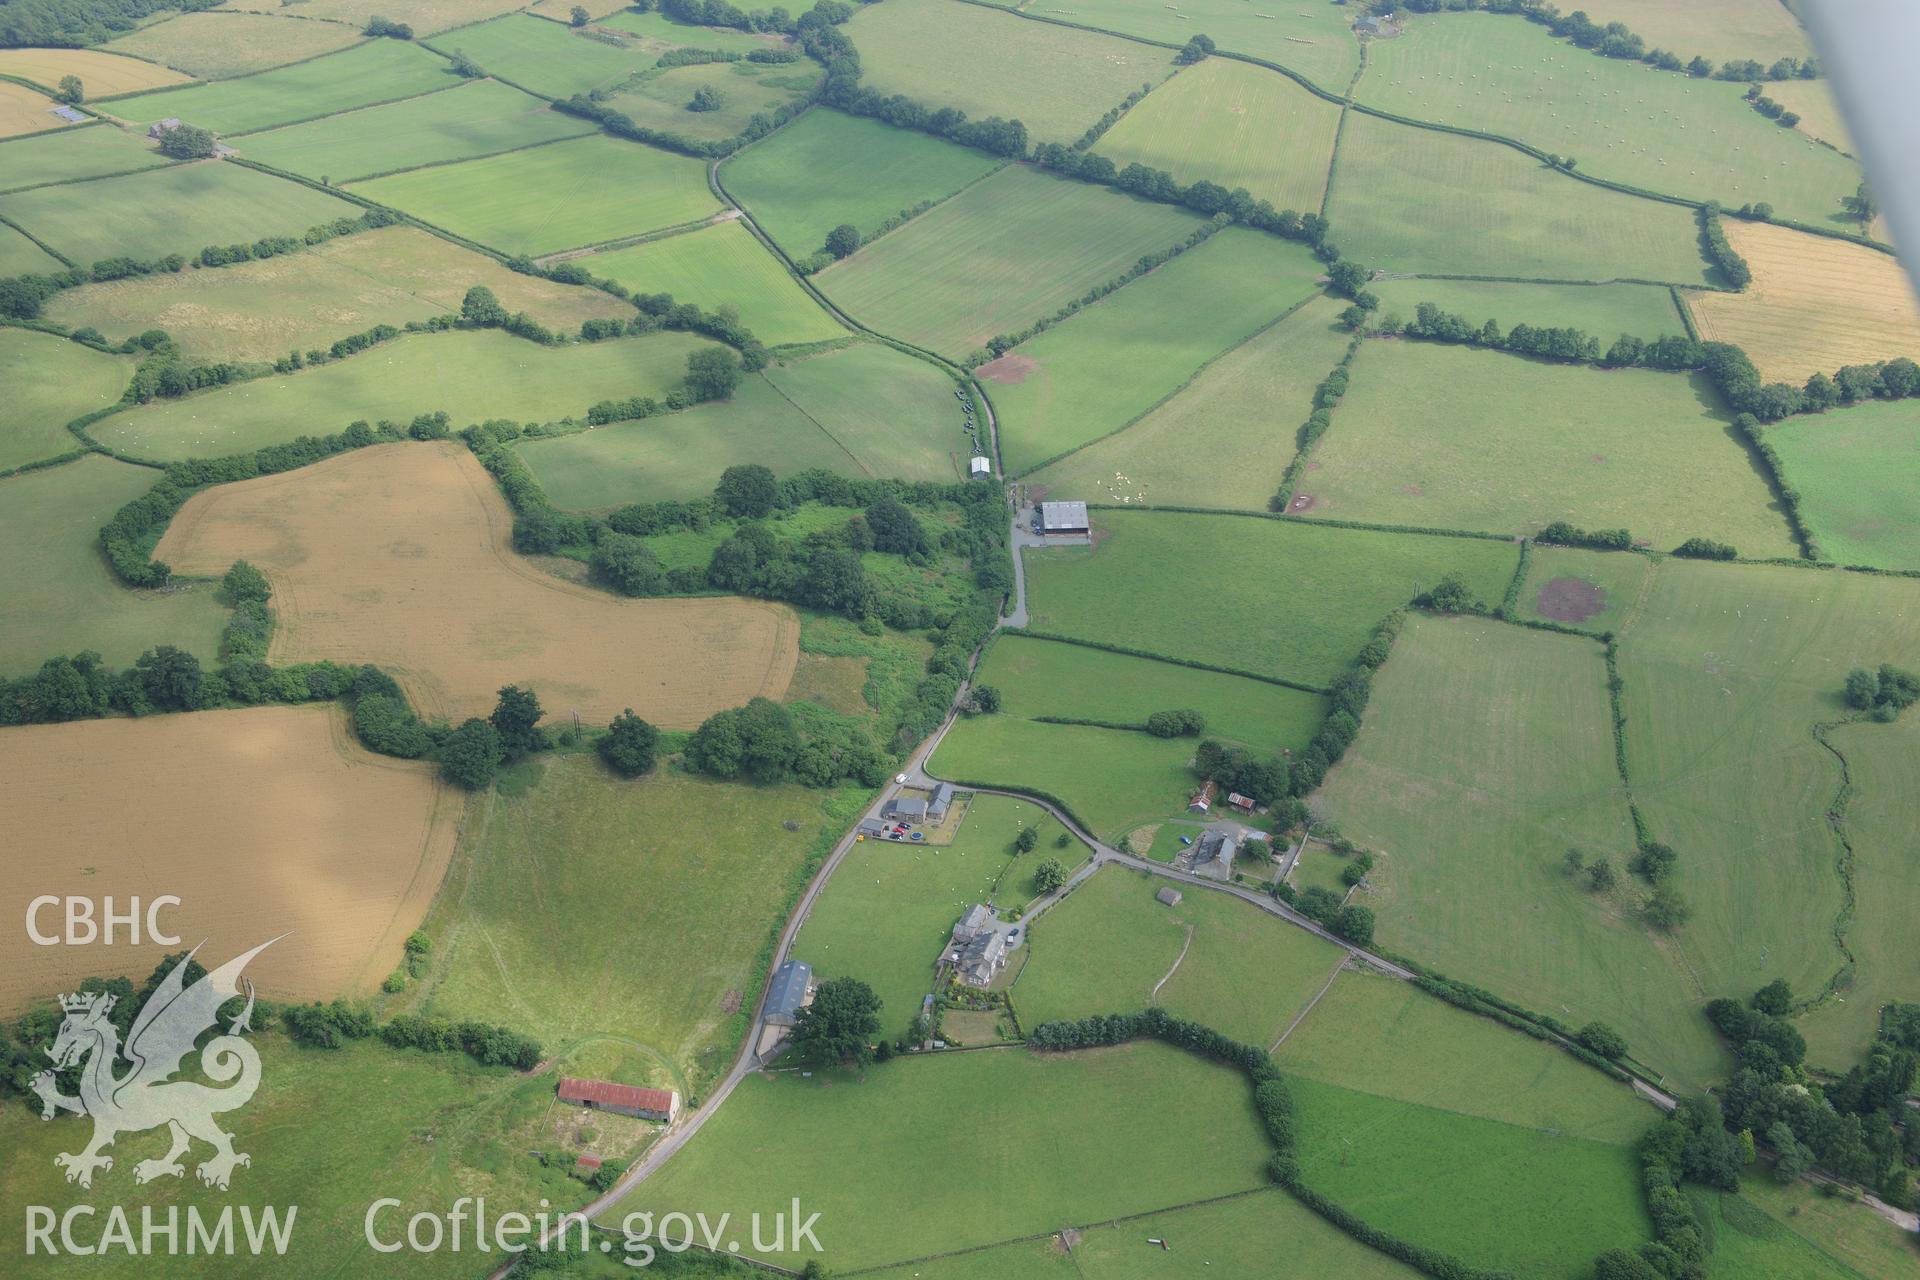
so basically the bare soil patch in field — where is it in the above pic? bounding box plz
[0,704,459,1013]
[155,442,799,723]
[1535,576,1605,623]
[977,353,1037,384]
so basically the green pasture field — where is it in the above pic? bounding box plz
[1768,400,1920,570]
[1358,12,1863,230]
[1685,1188,1877,1280]
[0,1036,594,1279]
[92,328,714,461]
[598,8,787,57]
[1314,613,1723,1087]
[1287,838,1357,902]
[0,327,130,471]
[815,164,1202,361]
[1541,0,1812,71]
[1366,278,1689,342]
[235,78,594,183]
[43,224,631,363]
[609,1039,1273,1269]
[720,107,1003,258]
[848,0,1178,146]
[1764,77,1853,154]
[0,455,227,676]
[1290,1076,1651,1280]
[1098,58,1341,214]
[1021,509,1519,686]
[989,227,1322,475]
[929,717,1196,841]
[1300,341,1799,557]
[1025,294,1352,510]
[794,793,1062,1040]
[1514,543,1655,635]
[597,59,819,144]
[349,134,720,256]
[229,0,526,37]
[421,13,654,98]
[0,124,168,193]
[1736,1174,1920,1280]
[403,758,853,1095]
[0,220,62,274]
[975,632,1327,753]
[1067,1189,1425,1280]
[997,0,1362,91]
[581,220,845,347]
[1325,111,1712,282]
[1277,969,1655,1143]
[102,12,364,79]
[0,159,357,265]
[107,39,454,135]
[1616,559,1920,1064]
[761,341,967,482]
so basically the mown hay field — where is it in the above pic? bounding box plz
[1022,510,1519,686]
[0,455,227,675]
[1358,13,1861,230]
[420,12,656,98]
[349,134,721,256]
[94,328,711,459]
[1769,400,1920,571]
[101,11,366,79]
[815,164,1202,360]
[987,227,1323,475]
[582,219,845,347]
[1300,341,1799,557]
[1098,58,1341,214]
[1007,0,1361,91]
[1683,219,1920,382]
[45,224,632,363]
[107,39,454,134]
[0,158,358,265]
[1029,294,1353,510]
[0,326,129,471]
[1764,78,1854,154]
[235,78,594,183]
[928,715,1195,841]
[0,82,69,138]
[154,441,801,724]
[1562,0,1811,67]
[1326,110,1711,282]
[610,1039,1272,1269]
[223,0,526,37]
[598,59,818,144]
[1365,277,1689,342]
[0,46,193,96]
[849,0,1177,145]
[1015,866,1347,1047]
[720,107,1003,258]
[0,704,460,1013]
[1314,614,1722,1087]
[762,341,967,480]
[976,632,1327,753]
[0,123,168,193]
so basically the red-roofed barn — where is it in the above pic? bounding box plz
[557,1077,680,1123]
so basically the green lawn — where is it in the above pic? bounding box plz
[0,123,169,193]
[1291,1076,1652,1280]
[1315,613,1722,1088]
[1288,839,1358,903]
[815,164,1203,362]
[929,716,1196,842]
[350,134,720,256]
[976,632,1327,753]
[1357,11,1865,232]
[1022,509,1519,686]
[795,793,1062,1040]
[1366,278,1690,343]
[580,220,845,347]
[721,107,1003,258]
[1029,295,1354,511]
[1001,0,1362,91]
[0,158,358,265]
[107,39,455,134]
[0,327,130,471]
[1098,58,1342,214]
[609,1039,1274,1269]
[403,758,858,1097]
[990,227,1323,474]
[0,455,227,676]
[422,12,657,98]
[1301,341,1798,557]
[849,0,1178,146]
[761,341,968,483]
[1326,110,1712,282]
[92,328,716,461]
[1768,400,1920,570]
[597,59,818,144]
[235,78,594,183]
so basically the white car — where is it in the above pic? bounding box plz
[894,773,908,784]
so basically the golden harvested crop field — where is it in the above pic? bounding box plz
[0,47,194,96]
[1685,220,1920,382]
[155,441,799,724]
[0,704,460,1014]
[0,82,70,139]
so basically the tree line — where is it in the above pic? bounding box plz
[0,0,212,47]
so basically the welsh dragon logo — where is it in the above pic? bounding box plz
[31,938,279,1191]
